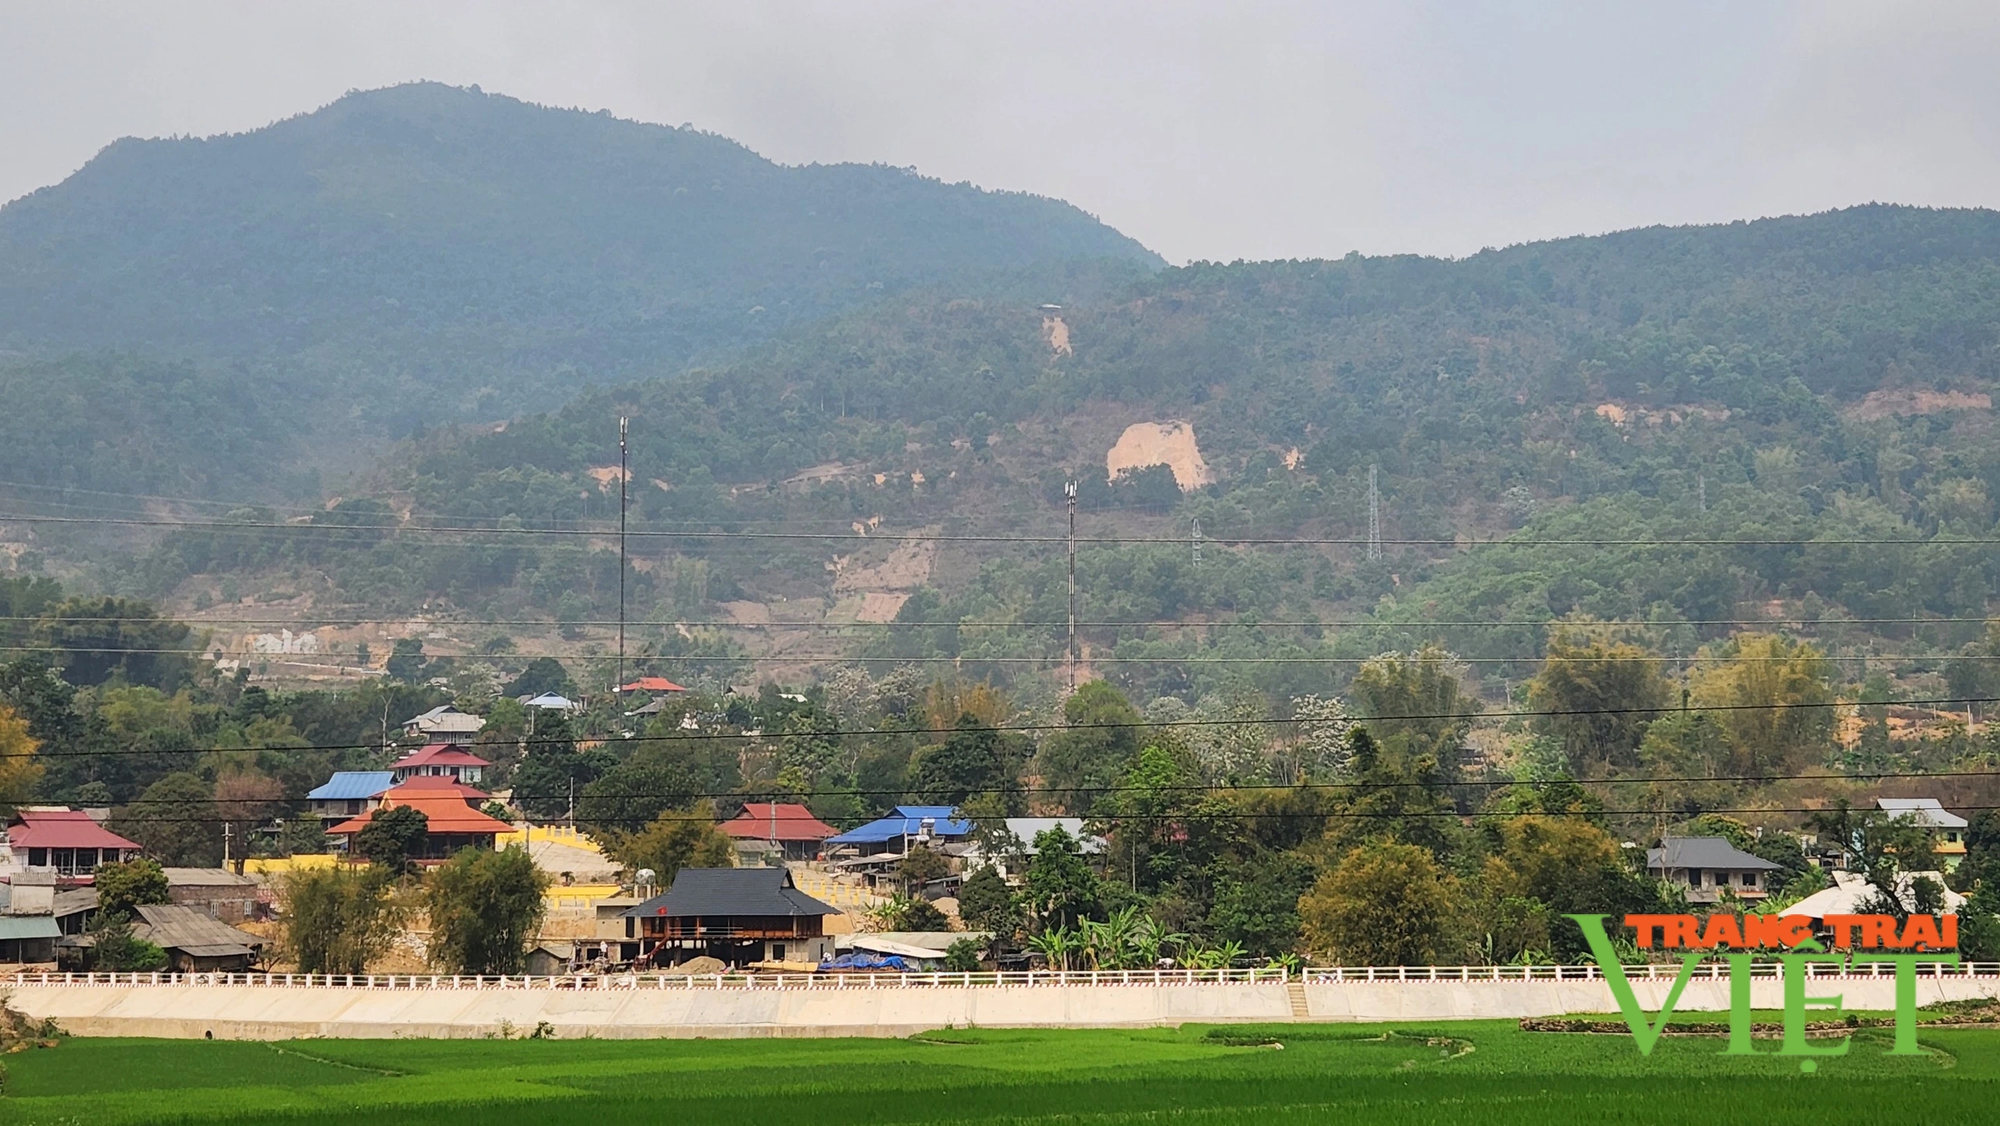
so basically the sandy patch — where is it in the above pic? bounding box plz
[1283,447,1302,470]
[1043,315,1073,357]
[853,592,911,622]
[786,462,862,485]
[1106,421,1213,491]
[585,466,630,489]
[719,600,773,625]
[1849,388,1992,421]
[830,537,938,593]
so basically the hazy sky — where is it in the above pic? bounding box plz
[4,1,1997,264]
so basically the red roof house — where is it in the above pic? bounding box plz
[327,785,515,865]
[6,808,143,878]
[618,676,688,693]
[719,803,841,860]
[389,743,491,785]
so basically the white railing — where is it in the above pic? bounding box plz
[9,963,1995,991]
[1299,961,2000,983]
[2,967,1285,990]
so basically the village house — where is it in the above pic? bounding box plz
[402,705,486,745]
[718,802,841,861]
[129,903,267,972]
[1646,836,1783,904]
[305,771,396,819]
[162,868,264,923]
[326,783,514,863]
[3,808,143,879]
[622,867,838,969]
[823,805,974,858]
[1876,798,1970,870]
[389,743,491,785]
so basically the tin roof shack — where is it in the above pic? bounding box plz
[306,771,395,819]
[130,903,267,973]
[0,915,60,964]
[823,806,973,857]
[162,868,262,923]
[1647,836,1783,904]
[718,803,841,861]
[4,808,143,878]
[622,868,838,969]
[1877,798,1970,870]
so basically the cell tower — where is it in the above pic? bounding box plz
[1066,480,1079,693]
[617,416,629,693]
[1367,463,1382,562]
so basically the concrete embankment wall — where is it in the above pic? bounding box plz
[8,976,1998,1039]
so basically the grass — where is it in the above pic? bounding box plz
[3,1021,1998,1125]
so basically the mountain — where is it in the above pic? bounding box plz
[123,204,2000,706]
[0,82,1161,437]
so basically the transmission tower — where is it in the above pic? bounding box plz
[1367,463,1382,562]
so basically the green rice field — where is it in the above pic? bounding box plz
[4,1020,1998,1125]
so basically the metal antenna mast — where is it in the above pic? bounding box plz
[617,416,629,695]
[1066,480,1079,693]
[1367,463,1382,562]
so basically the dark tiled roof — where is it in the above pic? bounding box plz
[621,867,838,918]
[1645,836,1783,872]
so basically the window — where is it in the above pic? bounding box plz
[1744,873,1758,889]
[773,944,786,962]
[28,847,47,867]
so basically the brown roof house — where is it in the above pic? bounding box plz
[622,868,838,969]
[131,903,267,973]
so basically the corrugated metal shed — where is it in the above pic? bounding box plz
[0,917,61,941]
[307,771,395,801]
[825,805,973,845]
[131,903,265,957]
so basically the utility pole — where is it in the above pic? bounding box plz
[1367,464,1382,562]
[1066,480,1079,693]
[1697,471,1706,514]
[617,416,629,695]
[1190,517,1202,568]
[222,822,232,869]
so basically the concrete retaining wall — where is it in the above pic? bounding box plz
[8,976,1998,1039]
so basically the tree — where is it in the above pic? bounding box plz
[503,657,572,699]
[33,596,193,690]
[277,815,330,856]
[957,864,1019,937]
[1477,816,1667,960]
[113,772,220,866]
[943,936,983,971]
[0,703,41,816]
[1690,634,1834,775]
[425,846,550,975]
[1034,681,1143,812]
[89,913,168,972]
[385,638,429,684]
[1527,622,1672,775]
[1299,842,1458,965]
[1348,645,1477,779]
[283,866,403,975]
[909,715,1028,812]
[898,843,952,892]
[355,805,429,874]
[578,737,740,840]
[608,805,735,883]
[1023,824,1100,932]
[94,858,169,916]
[1206,852,1316,958]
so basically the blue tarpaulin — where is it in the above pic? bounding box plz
[819,952,914,972]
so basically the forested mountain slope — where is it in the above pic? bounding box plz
[0,81,1159,442]
[118,204,2000,707]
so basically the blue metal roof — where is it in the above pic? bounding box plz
[825,805,973,845]
[307,771,395,801]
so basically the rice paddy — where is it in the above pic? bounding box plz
[4,1020,1998,1125]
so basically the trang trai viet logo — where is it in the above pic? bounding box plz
[1565,912,1960,1071]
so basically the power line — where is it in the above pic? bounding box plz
[5,615,1995,629]
[10,692,1999,759]
[3,645,1993,665]
[7,510,1999,547]
[93,766,2000,804]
